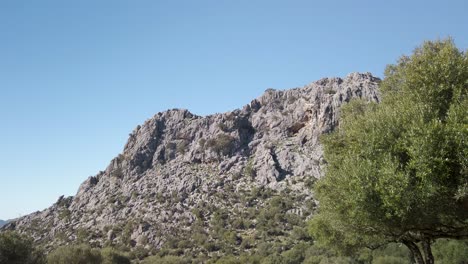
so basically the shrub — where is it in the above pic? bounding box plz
[76,228,89,243]
[58,208,71,220]
[0,231,45,264]
[206,134,236,156]
[100,247,131,264]
[176,140,189,154]
[47,244,101,264]
[372,256,408,264]
[199,138,206,148]
[130,246,149,260]
[111,167,124,179]
[323,88,336,95]
[56,196,73,207]
[217,123,229,132]
[244,159,256,179]
[214,255,240,264]
[260,254,285,264]
[281,243,308,264]
[140,255,191,264]
[432,239,468,264]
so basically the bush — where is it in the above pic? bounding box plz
[140,255,191,264]
[432,239,468,264]
[260,254,285,264]
[176,140,189,154]
[239,255,263,264]
[244,159,256,179]
[281,243,309,264]
[217,123,229,132]
[0,231,45,264]
[100,247,131,264]
[47,244,101,264]
[372,256,408,264]
[214,255,240,264]
[130,246,149,260]
[206,134,236,156]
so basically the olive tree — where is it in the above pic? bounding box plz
[309,39,468,264]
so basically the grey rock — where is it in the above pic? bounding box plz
[2,72,380,252]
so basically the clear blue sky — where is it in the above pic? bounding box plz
[0,0,467,220]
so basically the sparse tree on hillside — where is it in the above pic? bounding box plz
[47,244,102,264]
[309,39,468,264]
[0,231,45,264]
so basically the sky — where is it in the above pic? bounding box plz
[0,0,467,220]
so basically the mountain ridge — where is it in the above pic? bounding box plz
[2,72,380,255]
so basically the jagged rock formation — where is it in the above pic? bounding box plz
[3,73,380,255]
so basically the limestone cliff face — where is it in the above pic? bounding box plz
[3,73,380,252]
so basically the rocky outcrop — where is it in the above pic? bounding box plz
[2,72,380,253]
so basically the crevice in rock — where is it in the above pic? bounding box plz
[236,116,255,150]
[287,122,305,136]
[130,119,166,172]
[269,148,290,181]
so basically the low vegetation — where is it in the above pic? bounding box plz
[206,134,236,156]
[1,231,467,263]
[0,231,45,264]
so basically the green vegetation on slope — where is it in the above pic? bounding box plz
[2,231,468,264]
[0,231,46,264]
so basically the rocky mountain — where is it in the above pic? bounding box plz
[0,220,6,228]
[2,73,380,256]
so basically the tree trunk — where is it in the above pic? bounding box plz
[403,240,425,264]
[422,239,434,264]
[408,247,416,264]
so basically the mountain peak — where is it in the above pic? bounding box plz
[3,73,380,253]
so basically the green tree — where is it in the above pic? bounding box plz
[309,39,468,264]
[206,134,236,156]
[47,244,102,264]
[0,231,45,264]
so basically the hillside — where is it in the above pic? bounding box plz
[2,73,380,256]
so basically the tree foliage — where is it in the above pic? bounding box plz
[100,247,131,264]
[46,244,131,264]
[309,39,468,264]
[47,244,102,264]
[0,231,45,264]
